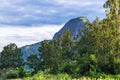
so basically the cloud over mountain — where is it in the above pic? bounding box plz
[0,0,106,26]
[0,0,106,51]
[0,25,62,51]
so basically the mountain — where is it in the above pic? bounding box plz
[53,16,89,40]
[21,16,89,61]
[21,42,41,61]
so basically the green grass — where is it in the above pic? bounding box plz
[23,72,120,80]
[2,70,119,80]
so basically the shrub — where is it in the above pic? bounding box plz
[6,69,19,79]
[18,66,26,78]
[23,72,72,80]
[0,69,7,80]
[56,73,72,80]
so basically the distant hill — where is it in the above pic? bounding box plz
[21,42,41,61]
[21,16,89,61]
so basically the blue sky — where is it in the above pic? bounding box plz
[0,0,106,51]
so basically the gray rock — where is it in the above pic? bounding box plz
[53,16,89,40]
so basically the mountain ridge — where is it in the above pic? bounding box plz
[53,16,89,40]
[21,16,89,61]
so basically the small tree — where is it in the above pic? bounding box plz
[27,54,40,73]
[0,43,23,69]
[39,31,76,74]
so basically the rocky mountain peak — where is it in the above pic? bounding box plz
[53,16,89,40]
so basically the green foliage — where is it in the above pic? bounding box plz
[23,72,120,80]
[60,61,78,75]
[39,40,63,73]
[0,68,30,79]
[6,69,19,79]
[23,72,72,80]
[18,66,26,78]
[0,69,8,80]
[0,43,24,69]
[104,0,120,18]
[56,73,72,80]
[38,31,76,74]
[37,15,120,76]
[75,14,120,75]
[27,54,41,73]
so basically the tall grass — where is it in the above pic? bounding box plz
[23,72,120,80]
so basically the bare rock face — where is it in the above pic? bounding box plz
[53,16,89,40]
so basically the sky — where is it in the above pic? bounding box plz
[0,0,106,51]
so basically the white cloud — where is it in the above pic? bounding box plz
[0,0,107,51]
[0,25,63,51]
[0,0,106,25]
[44,0,106,9]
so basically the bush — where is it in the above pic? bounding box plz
[6,69,19,79]
[6,67,28,79]
[0,69,7,80]
[23,72,72,80]
[56,73,72,80]
[18,66,26,78]
[23,72,46,80]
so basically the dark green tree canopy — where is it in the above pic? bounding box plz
[0,43,23,69]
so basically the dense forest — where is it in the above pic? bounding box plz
[0,0,120,79]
